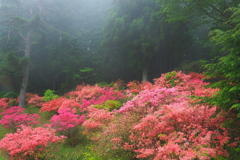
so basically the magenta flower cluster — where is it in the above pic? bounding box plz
[0,106,39,129]
[47,108,85,131]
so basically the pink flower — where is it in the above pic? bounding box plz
[0,126,65,159]
[0,106,39,129]
[47,108,85,131]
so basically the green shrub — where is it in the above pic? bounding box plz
[42,89,59,102]
[93,100,122,111]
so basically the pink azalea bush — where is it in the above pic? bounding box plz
[126,81,153,94]
[153,71,218,97]
[0,106,39,131]
[40,97,80,112]
[118,87,189,113]
[47,108,85,131]
[67,84,125,109]
[67,84,103,101]
[88,71,235,159]
[40,85,125,112]
[26,93,44,107]
[0,98,10,111]
[0,125,65,159]
[82,106,115,140]
[124,102,230,159]
[46,108,85,146]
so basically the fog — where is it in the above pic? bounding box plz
[0,0,213,95]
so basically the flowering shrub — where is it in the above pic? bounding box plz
[0,106,39,131]
[47,108,85,131]
[66,84,125,109]
[0,125,65,159]
[124,102,230,159]
[82,106,115,140]
[40,86,124,112]
[46,108,85,146]
[80,87,124,109]
[40,97,80,112]
[26,94,44,107]
[40,97,66,112]
[153,71,218,97]
[88,71,235,159]
[126,81,153,94]
[92,112,143,159]
[118,87,189,114]
[67,84,103,102]
[0,98,10,111]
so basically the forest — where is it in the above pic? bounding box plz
[0,0,240,159]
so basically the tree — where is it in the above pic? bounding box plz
[204,6,240,115]
[0,0,48,106]
[26,0,113,93]
[160,0,239,29]
[0,0,110,102]
[103,0,192,81]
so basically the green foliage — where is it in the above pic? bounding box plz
[83,145,105,160]
[58,127,85,147]
[160,0,239,27]
[93,100,122,111]
[83,144,134,160]
[176,60,205,73]
[165,71,177,86]
[203,6,240,157]
[0,126,7,160]
[42,89,58,102]
[53,143,86,160]
[204,6,240,116]
[103,0,195,81]
[0,91,17,98]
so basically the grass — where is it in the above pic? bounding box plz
[0,126,7,160]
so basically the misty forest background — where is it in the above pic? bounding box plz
[1,0,240,159]
[0,0,239,101]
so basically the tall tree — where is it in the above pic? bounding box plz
[0,0,47,106]
[26,0,113,93]
[205,6,240,114]
[103,0,192,81]
[160,0,239,29]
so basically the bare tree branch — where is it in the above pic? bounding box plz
[223,0,230,8]
[18,30,26,41]
[203,0,229,20]
[5,29,11,47]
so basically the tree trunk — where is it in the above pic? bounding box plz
[142,66,148,82]
[18,30,32,107]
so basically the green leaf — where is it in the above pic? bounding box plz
[231,103,240,110]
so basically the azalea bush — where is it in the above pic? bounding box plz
[0,125,65,160]
[118,87,189,114]
[82,106,115,140]
[124,102,231,159]
[46,108,85,146]
[40,85,125,113]
[67,84,104,101]
[0,106,39,131]
[126,81,153,94]
[88,71,238,159]
[0,98,10,111]
[66,84,125,109]
[40,97,80,112]
[26,93,44,107]
[0,71,237,159]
